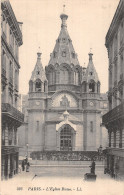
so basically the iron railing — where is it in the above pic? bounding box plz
[102,103,124,125]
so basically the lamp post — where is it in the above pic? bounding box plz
[26,143,29,162]
[98,145,103,160]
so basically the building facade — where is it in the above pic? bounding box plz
[103,0,124,180]
[1,0,24,180]
[17,13,108,157]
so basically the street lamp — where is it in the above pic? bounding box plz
[98,145,103,160]
[26,143,29,161]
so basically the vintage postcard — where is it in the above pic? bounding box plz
[1,0,124,194]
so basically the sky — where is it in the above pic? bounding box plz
[10,0,119,94]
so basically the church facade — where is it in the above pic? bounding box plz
[20,13,108,154]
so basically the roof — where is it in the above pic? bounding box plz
[105,0,124,47]
[48,13,80,66]
[1,0,23,46]
[82,53,99,83]
[30,52,47,82]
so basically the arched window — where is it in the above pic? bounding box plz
[89,80,95,92]
[35,79,42,92]
[60,67,69,84]
[62,51,66,57]
[60,125,73,151]
[75,69,79,85]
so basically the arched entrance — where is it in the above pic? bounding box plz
[60,124,73,151]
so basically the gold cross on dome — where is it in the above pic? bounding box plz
[90,48,92,53]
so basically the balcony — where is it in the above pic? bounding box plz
[2,103,24,124]
[102,102,124,125]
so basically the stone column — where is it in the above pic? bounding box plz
[33,83,35,92]
[95,83,97,93]
[109,130,111,147]
[5,124,8,146]
[16,129,18,145]
[8,155,10,178]
[1,156,5,180]
[98,83,100,93]
[86,83,89,93]
[111,131,114,147]
[16,153,19,174]
[116,130,120,148]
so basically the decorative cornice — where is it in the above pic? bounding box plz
[105,0,124,47]
[1,0,23,46]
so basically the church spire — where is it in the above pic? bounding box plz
[30,49,47,82]
[82,50,100,83]
[47,7,80,67]
[60,5,68,29]
[89,48,93,62]
[36,47,42,65]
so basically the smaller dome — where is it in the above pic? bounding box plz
[30,51,47,83]
[82,52,100,83]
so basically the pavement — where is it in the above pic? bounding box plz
[1,162,124,195]
[7,163,111,181]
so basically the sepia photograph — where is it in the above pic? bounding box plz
[1,0,124,194]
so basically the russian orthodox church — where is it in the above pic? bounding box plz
[19,13,108,154]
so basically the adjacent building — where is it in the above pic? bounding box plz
[18,12,108,158]
[1,0,24,179]
[103,0,124,180]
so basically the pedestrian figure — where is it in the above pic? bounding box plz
[25,156,28,164]
[22,160,25,171]
[26,162,30,172]
[90,160,96,174]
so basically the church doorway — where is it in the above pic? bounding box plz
[60,124,73,151]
